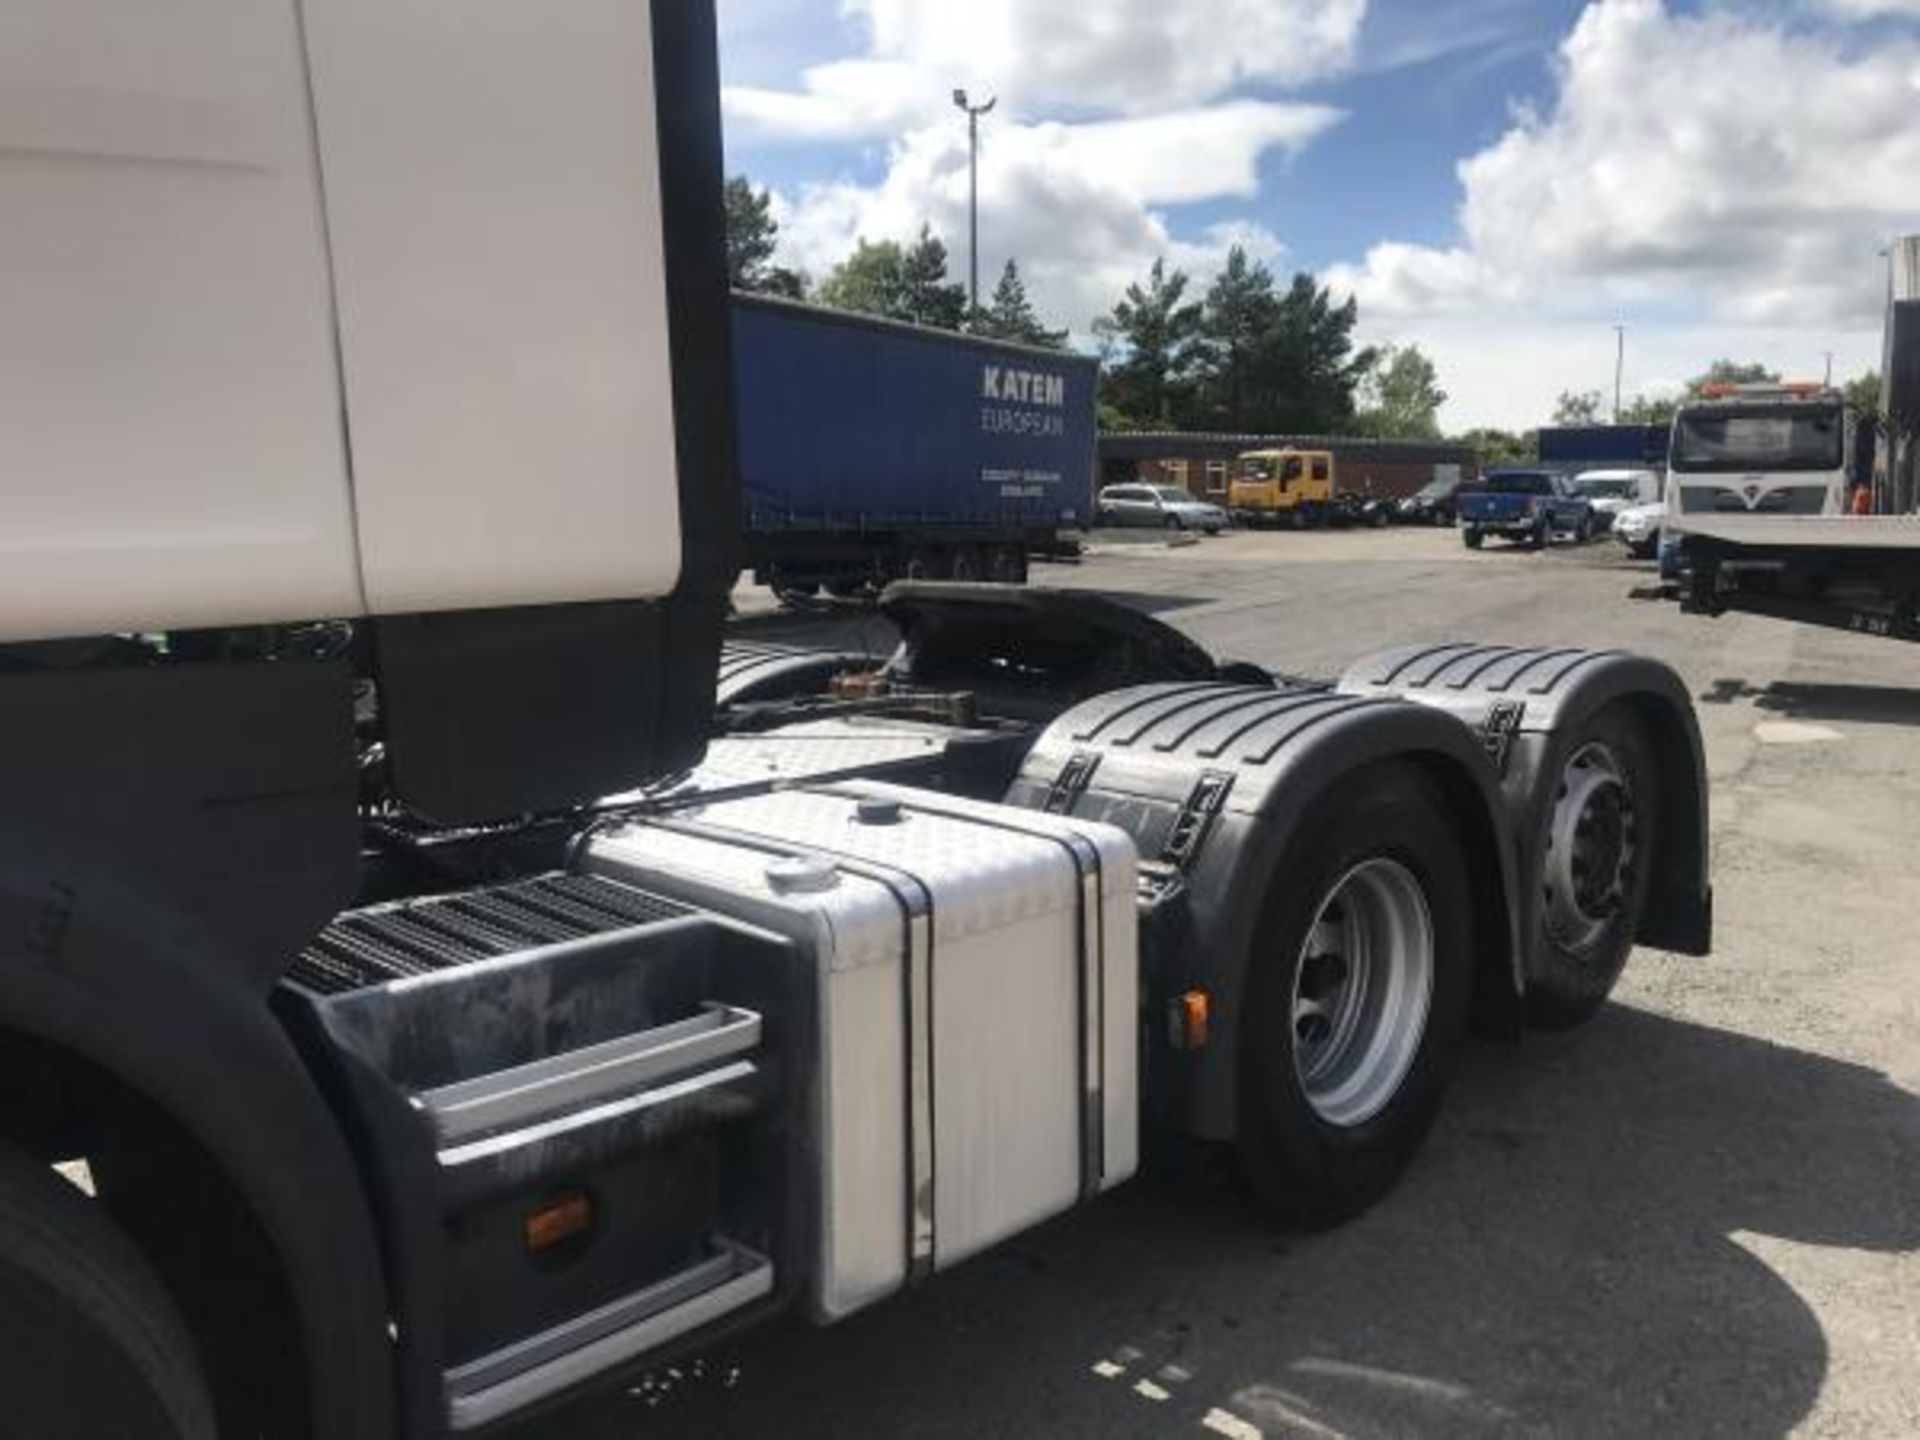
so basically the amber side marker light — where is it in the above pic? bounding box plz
[524,1190,594,1253]
[1169,990,1210,1051]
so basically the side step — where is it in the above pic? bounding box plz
[419,1002,763,1150]
[445,1239,775,1432]
[276,873,804,1438]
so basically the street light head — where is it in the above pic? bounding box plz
[952,88,968,109]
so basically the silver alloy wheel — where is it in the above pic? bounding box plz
[1289,858,1436,1128]
[1542,741,1637,954]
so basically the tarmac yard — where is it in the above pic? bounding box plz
[524,526,1920,1440]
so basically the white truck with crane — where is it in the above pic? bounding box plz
[0,5,1712,1438]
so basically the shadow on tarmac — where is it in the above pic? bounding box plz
[1701,678,1920,728]
[517,1003,1920,1440]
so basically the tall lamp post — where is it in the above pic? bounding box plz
[952,88,996,321]
[1613,323,1625,423]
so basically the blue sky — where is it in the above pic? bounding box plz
[718,0,1920,428]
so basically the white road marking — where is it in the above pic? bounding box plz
[1091,1361,1126,1380]
[1133,1379,1172,1402]
[1201,1408,1264,1440]
[1753,720,1845,745]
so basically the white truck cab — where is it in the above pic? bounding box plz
[1667,383,1850,521]
[2,0,699,643]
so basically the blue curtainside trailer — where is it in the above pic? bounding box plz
[1536,424,1670,471]
[732,293,1097,594]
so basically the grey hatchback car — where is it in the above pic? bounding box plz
[1097,483,1229,533]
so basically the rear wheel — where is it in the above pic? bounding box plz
[986,544,1028,584]
[0,1147,217,1440]
[1524,705,1656,1030]
[1236,766,1472,1229]
[901,547,946,582]
[1163,515,1184,531]
[1462,527,1483,550]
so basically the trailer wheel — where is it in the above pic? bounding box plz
[901,548,946,582]
[986,545,1028,584]
[1462,527,1483,550]
[1235,765,1472,1230]
[1525,705,1656,1030]
[0,1146,217,1440]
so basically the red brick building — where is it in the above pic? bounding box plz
[1099,432,1481,503]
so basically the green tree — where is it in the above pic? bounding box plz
[1354,344,1446,439]
[1092,258,1203,428]
[723,176,806,298]
[1267,272,1371,433]
[1843,370,1883,418]
[899,225,968,330]
[1618,392,1680,425]
[814,227,965,329]
[1455,427,1536,465]
[1191,246,1281,430]
[1552,389,1606,425]
[1687,359,1781,392]
[1188,253,1368,433]
[815,239,907,318]
[974,260,1067,348]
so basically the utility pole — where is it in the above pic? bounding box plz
[1613,324,1625,423]
[1822,350,1834,386]
[952,89,996,322]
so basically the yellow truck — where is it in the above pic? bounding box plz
[1228,447,1337,527]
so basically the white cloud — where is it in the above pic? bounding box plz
[768,105,1328,330]
[726,60,936,144]
[1329,0,1920,331]
[724,0,1367,143]
[853,0,1367,115]
[724,0,1359,346]
[1364,313,1883,433]
[1819,0,1920,18]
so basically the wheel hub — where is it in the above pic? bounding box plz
[1289,858,1435,1128]
[1542,742,1638,954]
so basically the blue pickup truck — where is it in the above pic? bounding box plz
[1458,469,1600,550]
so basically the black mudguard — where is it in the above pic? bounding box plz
[1007,682,1523,1142]
[1336,644,1712,958]
[0,660,393,1440]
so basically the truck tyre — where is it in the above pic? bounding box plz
[0,1147,217,1440]
[1524,704,1656,1031]
[901,548,946,582]
[987,544,1028,584]
[1462,527,1483,550]
[1235,765,1472,1230]
[1529,516,1550,550]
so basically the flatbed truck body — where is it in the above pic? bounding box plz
[1671,514,1920,642]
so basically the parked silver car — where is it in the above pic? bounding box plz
[1097,483,1229,533]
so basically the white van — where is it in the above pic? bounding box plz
[1571,468,1664,519]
